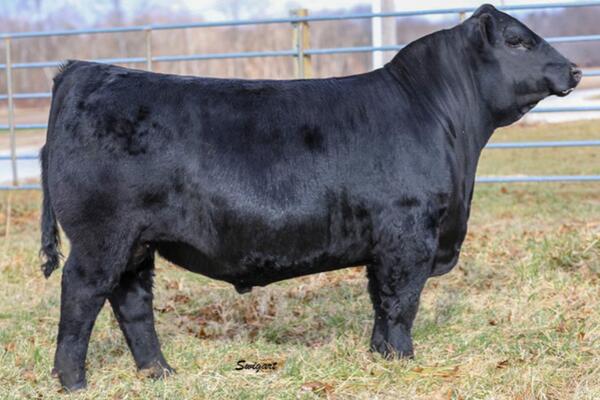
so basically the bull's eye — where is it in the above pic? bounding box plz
[506,35,535,50]
[506,36,523,46]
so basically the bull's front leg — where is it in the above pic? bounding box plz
[367,212,437,358]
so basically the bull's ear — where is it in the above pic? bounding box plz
[478,12,496,46]
[473,3,497,17]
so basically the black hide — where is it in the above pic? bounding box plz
[39,4,580,391]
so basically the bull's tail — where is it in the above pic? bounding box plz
[39,63,73,278]
[40,145,61,278]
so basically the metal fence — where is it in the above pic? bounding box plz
[1,1,600,190]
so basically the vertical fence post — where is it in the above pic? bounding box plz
[291,8,311,78]
[145,27,153,71]
[372,0,396,70]
[5,37,18,187]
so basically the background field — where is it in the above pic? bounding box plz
[0,120,599,399]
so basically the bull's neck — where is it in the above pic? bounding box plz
[383,26,495,160]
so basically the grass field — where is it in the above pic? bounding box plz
[0,120,598,399]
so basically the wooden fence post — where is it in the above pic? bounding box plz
[145,27,153,71]
[291,8,312,78]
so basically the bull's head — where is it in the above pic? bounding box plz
[467,4,581,126]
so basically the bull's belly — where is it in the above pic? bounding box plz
[155,237,371,293]
[152,192,376,291]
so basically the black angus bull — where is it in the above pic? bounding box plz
[40,4,580,390]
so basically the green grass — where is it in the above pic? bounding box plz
[0,120,599,399]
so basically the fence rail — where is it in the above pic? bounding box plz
[3,1,600,40]
[2,1,600,188]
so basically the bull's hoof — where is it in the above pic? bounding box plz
[52,367,87,392]
[62,379,87,392]
[370,341,414,360]
[138,360,175,380]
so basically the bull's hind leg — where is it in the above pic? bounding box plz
[368,212,437,359]
[53,253,113,390]
[53,235,133,391]
[108,251,173,378]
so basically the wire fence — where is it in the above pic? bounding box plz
[1,1,600,190]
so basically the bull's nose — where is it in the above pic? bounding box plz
[570,64,582,83]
